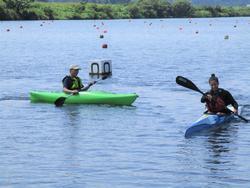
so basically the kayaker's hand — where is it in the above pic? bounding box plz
[232,108,238,114]
[71,90,79,95]
[206,94,213,101]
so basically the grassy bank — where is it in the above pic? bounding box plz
[1,0,250,20]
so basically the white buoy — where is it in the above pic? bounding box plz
[89,60,112,75]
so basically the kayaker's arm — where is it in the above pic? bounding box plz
[225,91,238,112]
[63,87,79,94]
[80,81,97,92]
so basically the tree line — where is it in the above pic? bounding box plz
[1,0,250,20]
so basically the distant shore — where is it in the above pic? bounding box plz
[1,0,250,20]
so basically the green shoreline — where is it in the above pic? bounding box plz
[1,0,250,20]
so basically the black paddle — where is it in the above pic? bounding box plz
[176,76,249,123]
[55,75,109,107]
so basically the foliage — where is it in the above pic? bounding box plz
[1,0,250,20]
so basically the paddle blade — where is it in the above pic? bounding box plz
[54,97,66,107]
[176,76,204,95]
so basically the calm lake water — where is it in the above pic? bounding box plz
[1,18,250,187]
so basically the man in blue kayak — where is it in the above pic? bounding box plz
[201,74,238,115]
[62,65,95,94]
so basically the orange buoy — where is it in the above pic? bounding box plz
[102,44,108,49]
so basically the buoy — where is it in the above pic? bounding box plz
[234,25,237,28]
[102,44,108,49]
[103,30,107,33]
[20,26,23,29]
[40,24,43,27]
[209,24,212,26]
[189,21,192,23]
[224,35,229,40]
[93,24,96,27]
[195,31,199,34]
[6,29,10,32]
[149,23,152,26]
[96,27,99,30]
[102,22,104,25]
[179,27,183,30]
[100,34,104,39]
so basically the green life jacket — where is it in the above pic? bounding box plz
[62,76,83,90]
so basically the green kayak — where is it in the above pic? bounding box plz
[30,91,138,106]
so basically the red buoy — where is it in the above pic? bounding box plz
[102,44,108,49]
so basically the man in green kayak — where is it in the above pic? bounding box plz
[201,74,238,115]
[62,65,95,94]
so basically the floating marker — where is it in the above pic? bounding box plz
[89,60,112,75]
[224,35,229,40]
[100,34,104,39]
[195,31,199,34]
[6,29,10,32]
[102,44,108,49]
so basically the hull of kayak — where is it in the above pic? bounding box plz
[30,91,138,106]
[185,107,241,138]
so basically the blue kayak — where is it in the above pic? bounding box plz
[185,107,241,138]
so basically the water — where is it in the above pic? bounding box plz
[0,18,250,187]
